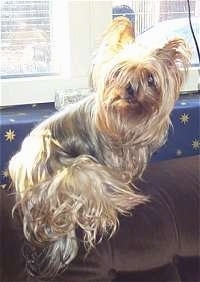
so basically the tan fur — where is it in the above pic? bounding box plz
[9,17,190,278]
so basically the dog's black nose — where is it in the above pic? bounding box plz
[124,83,135,101]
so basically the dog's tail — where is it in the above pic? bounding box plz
[9,126,146,278]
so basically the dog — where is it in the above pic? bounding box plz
[8,17,190,278]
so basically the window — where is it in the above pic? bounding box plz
[1,0,57,78]
[1,1,112,106]
[112,0,199,35]
[1,1,199,107]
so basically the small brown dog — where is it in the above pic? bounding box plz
[9,17,190,278]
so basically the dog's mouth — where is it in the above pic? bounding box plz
[122,95,135,104]
[110,91,160,119]
[112,95,136,106]
[110,83,137,106]
[103,81,161,118]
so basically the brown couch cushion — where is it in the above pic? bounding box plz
[1,156,199,282]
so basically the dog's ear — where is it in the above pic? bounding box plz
[155,38,191,69]
[100,16,135,54]
[90,16,135,90]
[154,38,191,88]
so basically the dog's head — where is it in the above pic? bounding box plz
[91,17,190,143]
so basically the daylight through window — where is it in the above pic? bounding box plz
[1,0,60,78]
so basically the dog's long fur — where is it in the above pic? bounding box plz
[9,17,190,278]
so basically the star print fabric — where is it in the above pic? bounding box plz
[152,95,200,161]
[0,103,55,188]
[4,129,16,142]
[0,96,199,188]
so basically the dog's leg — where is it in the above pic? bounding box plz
[9,120,146,278]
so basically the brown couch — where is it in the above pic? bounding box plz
[1,156,199,282]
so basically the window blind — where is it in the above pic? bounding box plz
[1,0,57,78]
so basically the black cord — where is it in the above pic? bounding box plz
[186,0,200,65]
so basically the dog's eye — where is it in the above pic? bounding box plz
[126,83,135,96]
[147,74,155,87]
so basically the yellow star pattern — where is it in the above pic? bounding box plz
[176,149,182,156]
[4,129,16,142]
[1,170,9,178]
[180,113,189,124]
[192,139,200,150]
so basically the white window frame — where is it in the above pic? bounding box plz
[0,1,199,107]
[1,1,112,106]
[181,67,199,93]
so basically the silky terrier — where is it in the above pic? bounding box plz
[9,17,190,278]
